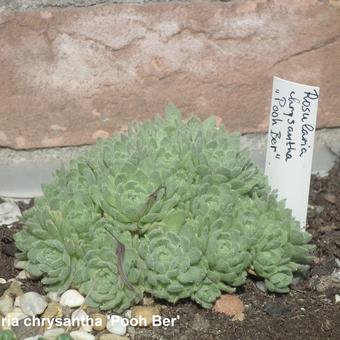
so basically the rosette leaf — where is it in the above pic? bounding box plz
[206,227,251,288]
[78,230,145,312]
[139,226,207,303]
[24,239,74,292]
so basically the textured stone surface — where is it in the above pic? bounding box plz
[0,1,339,149]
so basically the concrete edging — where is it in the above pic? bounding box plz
[0,128,339,199]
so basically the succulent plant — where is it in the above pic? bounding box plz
[15,104,314,311]
[0,330,17,340]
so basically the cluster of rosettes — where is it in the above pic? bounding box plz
[15,105,314,313]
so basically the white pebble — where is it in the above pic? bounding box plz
[72,309,89,323]
[14,260,28,270]
[0,202,22,226]
[3,310,27,329]
[20,292,47,316]
[16,270,31,280]
[106,315,127,336]
[0,294,14,316]
[0,278,7,284]
[335,294,340,304]
[70,330,95,340]
[80,324,93,333]
[60,289,84,308]
[23,337,43,340]
[72,309,92,332]
[43,328,66,337]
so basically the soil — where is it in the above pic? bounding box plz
[1,163,339,340]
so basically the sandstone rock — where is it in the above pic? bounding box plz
[91,313,107,332]
[41,302,63,319]
[131,306,161,327]
[213,294,245,318]
[0,1,339,149]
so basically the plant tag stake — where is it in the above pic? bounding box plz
[265,76,320,229]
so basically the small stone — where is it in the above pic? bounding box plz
[80,324,93,333]
[213,294,245,318]
[131,306,160,327]
[46,292,60,303]
[43,327,66,338]
[42,302,63,319]
[315,205,325,214]
[320,225,337,233]
[0,202,22,226]
[70,330,95,340]
[14,296,21,308]
[0,278,7,284]
[191,313,210,331]
[23,337,42,340]
[335,294,340,303]
[12,317,43,339]
[61,305,72,318]
[142,297,155,306]
[324,193,337,204]
[263,303,291,316]
[123,310,131,319]
[106,315,127,336]
[14,260,28,270]
[60,290,85,308]
[0,294,14,316]
[335,258,340,268]
[16,270,31,280]
[3,311,27,329]
[72,309,90,329]
[20,292,48,316]
[86,307,100,315]
[232,312,245,321]
[4,281,24,297]
[99,334,129,340]
[127,326,135,338]
[255,281,267,293]
[91,313,107,331]
[331,269,340,282]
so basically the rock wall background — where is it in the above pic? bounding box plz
[0,0,339,149]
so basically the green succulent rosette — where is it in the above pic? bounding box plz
[191,278,222,309]
[139,226,207,303]
[91,162,189,234]
[14,105,315,310]
[206,227,251,288]
[0,330,17,340]
[78,228,145,312]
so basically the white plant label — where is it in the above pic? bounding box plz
[265,76,320,229]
